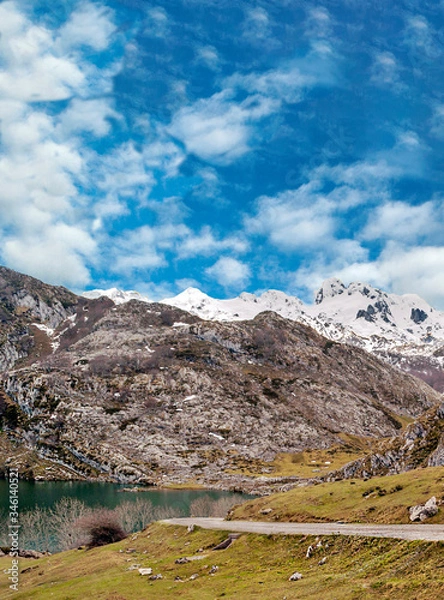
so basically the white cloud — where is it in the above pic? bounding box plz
[178,226,248,258]
[110,224,189,275]
[143,139,185,177]
[361,200,438,243]
[370,52,402,88]
[228,64,314,104]
[206,257,251,288]
[3,224,96,287]
[57,2,116,51]
[169,90,277,164]
[305,7,332,39]
[429,104,444,139]
[0,1,121,287]
[143,7,169,38]
[95,142,155,203]
[195,45,220,69]
[0,3,84,102]
[57,98,119,137]
[242,7,270,42]
[333,245,444,310]
[404,15,439,57]
[246,186,336,250]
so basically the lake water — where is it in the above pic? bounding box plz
[0,480,251,552]
[0,479,248,513]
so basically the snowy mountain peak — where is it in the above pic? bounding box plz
[82,288,150,305]
[315,278,346,304]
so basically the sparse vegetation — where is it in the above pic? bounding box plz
[1,522,444,599]
[229,466,444,524]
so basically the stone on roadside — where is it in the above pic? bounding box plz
[409,497,438,522]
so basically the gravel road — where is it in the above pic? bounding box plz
[163,517,444,541]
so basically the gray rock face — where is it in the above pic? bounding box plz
[334,400,444,482]
[0,266,78,370]
[409,497,439,522]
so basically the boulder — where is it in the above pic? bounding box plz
[409,497,438,522]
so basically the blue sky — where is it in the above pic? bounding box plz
[1,0,444,307]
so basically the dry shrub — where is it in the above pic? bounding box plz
[190,495,238,518]
[76,509,127,548]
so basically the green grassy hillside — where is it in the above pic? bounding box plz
[230,466,444,524]
[1,522,444,599]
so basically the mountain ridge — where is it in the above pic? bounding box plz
[1,265,442,491]
[84,278,444,391]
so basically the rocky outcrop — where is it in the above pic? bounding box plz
[0,266,78,370]
[333,400,444,481]
[409,497,439,522]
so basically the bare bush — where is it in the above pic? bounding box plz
[51,498,91,550]
[189,495,238,518]
[75,509,127,549]
[19,507,53,552]
[211,496,240,517]
[114,498,154,533]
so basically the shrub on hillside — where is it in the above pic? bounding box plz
[76,509,127,548]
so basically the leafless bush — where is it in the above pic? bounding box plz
[152,505,185,520]
[19,507,53,552]
[0,510,9,546]
[51,498,91,550]
[114,498,154,533]
[75,509,127,549]
[189,495,238,518]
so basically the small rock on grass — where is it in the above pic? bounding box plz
[138,568,153,576]
[289,572,303,581]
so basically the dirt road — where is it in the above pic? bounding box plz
[163,517,444,541]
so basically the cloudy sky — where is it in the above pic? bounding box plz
[1,0,444,307]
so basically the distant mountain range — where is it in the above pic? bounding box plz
[84,278,444,391]
[1,265,443,491]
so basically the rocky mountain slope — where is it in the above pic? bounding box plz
[1,266,441,490]
[335,399,444,481]
[0,266,79,372]
[85,279,444,391]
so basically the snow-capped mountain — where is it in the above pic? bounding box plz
[306,278,444,353]
[83,279,444,390]
[82,287,150,305]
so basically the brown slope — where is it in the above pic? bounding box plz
[1,300,440,489]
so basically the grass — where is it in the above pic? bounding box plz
[224,434,379,478]
[1,522,444,599]
[268,434,379,478]
[230,466,444,524]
